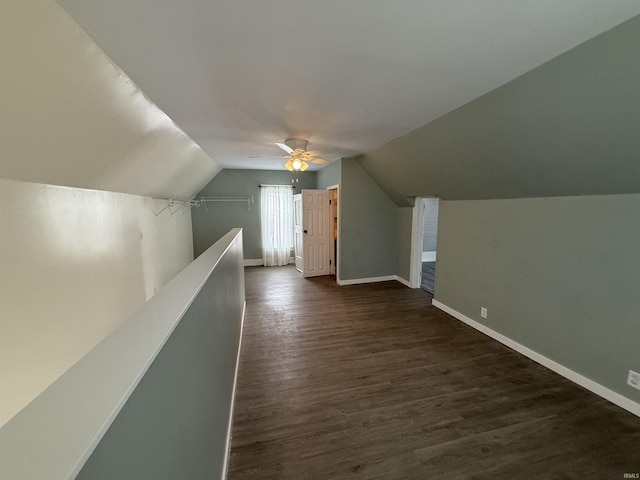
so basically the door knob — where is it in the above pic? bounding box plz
[303,229,308,234]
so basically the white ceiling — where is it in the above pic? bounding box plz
[57,0,640,171]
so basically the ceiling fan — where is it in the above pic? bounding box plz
[255,138,330,171]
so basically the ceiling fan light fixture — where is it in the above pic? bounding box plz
[284,157,309,172]
[274,138,328,172]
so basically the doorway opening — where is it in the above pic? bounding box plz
[410,197,440,293]
[327,185,339,279]
[292,186,339,280]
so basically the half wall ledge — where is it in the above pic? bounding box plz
[0,229,246,480]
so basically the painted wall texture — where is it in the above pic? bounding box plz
[339,159,399,280]
[359,15,640,205]
[395,207,414,283]
[316,160,341,189]
[435,195,640,403]
[351,17,640,407]
[0,230,244,480]
[0,0,210,426]
[191,169,317,259]
[75,232,245,480]
[0,179,194,426]
[191,162,407,283]
[0,0,219,200]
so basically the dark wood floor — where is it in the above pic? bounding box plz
[228,266,640,480]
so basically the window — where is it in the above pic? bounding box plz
[260,186,293,266]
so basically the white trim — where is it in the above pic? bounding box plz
[326,185,340,279]
[336,275,411,287]
[394,275,412,288]
[221,301,246,479]
[0,229,245,480]
[409,198,426,288]
[432,300,640,418]
[337,275,396,286]
[244,258,296,267]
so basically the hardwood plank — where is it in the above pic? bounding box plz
[228,266,640,479]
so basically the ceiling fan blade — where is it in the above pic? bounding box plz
[275,142,294,154]
[249,154,284,158]
[309,157,330,165]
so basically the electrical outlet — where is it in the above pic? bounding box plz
[480,307,487,319]
[628,370,640,391]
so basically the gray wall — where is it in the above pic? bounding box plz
[76,232,246,479]
[339,158,399,280]
[193,163,403,283]
[435,195,640,403]
[349,16,640,407]
[359,15,640,205]
[396,207,413,282]
[317,159,341,189]
[192,169,316,259]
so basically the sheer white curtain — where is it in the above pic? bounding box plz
[260,186,294,266]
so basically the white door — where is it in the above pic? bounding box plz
[293,194,303,272]
[301,189,331,277]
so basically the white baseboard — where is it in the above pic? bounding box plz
[337,275,411,287]
[393,275,412,288]
[244,259,296,267]
[221,301,246,479]
[432,300,640,418]
[336,275,395,285]
[337,275,395,285]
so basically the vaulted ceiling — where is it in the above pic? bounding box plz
[1,0,221,200]
[56,0,640,173]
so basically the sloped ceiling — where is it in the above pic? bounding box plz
[360,15,640,205]
[3,1,638,202]
[0,0,220,200]
[55,0,640,174]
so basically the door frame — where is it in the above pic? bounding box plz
[293,193,302,272]
[301,189,332,278]
[326,184,340,280]
[409,197,426,288]
[410,196,440,289]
